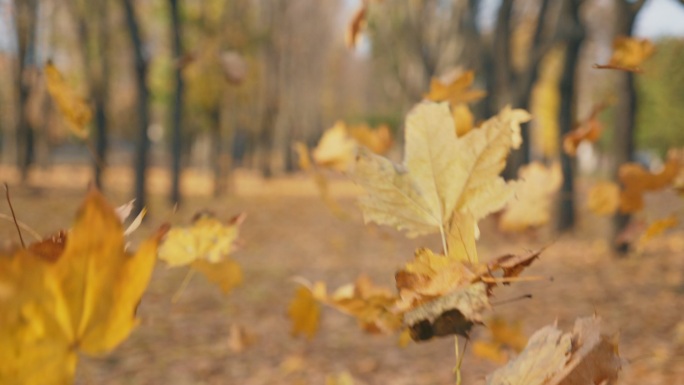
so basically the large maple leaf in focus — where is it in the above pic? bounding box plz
[0,189,164,385]
[352,101,530,261]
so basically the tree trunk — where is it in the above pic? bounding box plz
[15,0,39,183]
[557,0,586,232]
[169,0,184,204]
[122,0,151,215]
[612,0,645,253]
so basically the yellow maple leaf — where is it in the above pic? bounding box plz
[352,102,530,262]
[347,123,393,154]
[157,213,245,295]
[424,69,487,105]
[499,162,562,232]
[287,283,323,339]
[313,121,357,172]
[44,61,92,139]
[0,189,163,385]
[587,181,620,216]
[595,36,655,72]
[293,142,346,218]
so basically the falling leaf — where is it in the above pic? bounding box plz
[404,282,490,341]
[396,248,541,342]
[44,61,92,139]
[347,123,393,155]
[346,2,367,48]
[637,215,678,248]
[0,189,164,384]
[158,213,245,295]
[424,69,487,106]
[313,122,358,172]
[587,182,620,216]
[352,102,530,262]
[595,36,655,73]
[220,51,248,85]
[473,341,508,364]
[619,159,679,213]
[287,284,322,339]
[486,316,622,385]
[563,103,608,156]
[158,213,244,266]
[500,162,562,232]
[192,258,243,294]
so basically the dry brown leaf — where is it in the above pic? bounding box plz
[587,181,620,216]
[487,316,621,385]
[619,159,679,213]
[346,2,367,48]
[44,61,92,139]
[397,248,541,342]
[500,162,562,232]
[563,103,608,156]
[595,36,655,73]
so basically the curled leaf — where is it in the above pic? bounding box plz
[44,61,92,139]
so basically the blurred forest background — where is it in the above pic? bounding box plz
[1,0,684,229]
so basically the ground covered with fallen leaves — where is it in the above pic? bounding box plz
[2,169,683,385]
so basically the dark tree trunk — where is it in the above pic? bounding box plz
[169,0,184,204]
[612,0,645,252]
[70,0,111,189]
[557,0,586,232]
[122,0,151,215]
[15,0,39,182]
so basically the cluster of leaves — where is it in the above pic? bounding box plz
[0,189,244,385]
[289,101,548,354]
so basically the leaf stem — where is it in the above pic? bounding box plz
[172,268,196,303]
[440,224,449,256]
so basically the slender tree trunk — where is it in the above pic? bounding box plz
[557,0,586,232]
[15,0,39,182]
[122,0,151,215]
[93,0,110,189]
[169,0,184,204]
[612,0,644,252]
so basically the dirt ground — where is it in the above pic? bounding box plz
[1,166,683,385]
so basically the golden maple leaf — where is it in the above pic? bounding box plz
[44,61,92,139]
[424,69,487,137]
[312,121,393,172]
[0,189,164,385]
[157,213,245,294]
[595,36,655,73]
[288,276,402,339]
[499,162,562,232]
[352,102,530,261]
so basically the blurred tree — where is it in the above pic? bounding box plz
[556,0,586,232]
[15,0,39,182]
[66,0,111,189]
[121,0,151,215]
[612,0,646,252]
[169,0,184,204]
